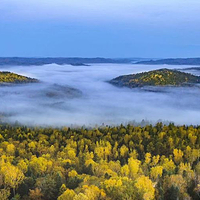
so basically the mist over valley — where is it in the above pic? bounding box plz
[0,63,200,126]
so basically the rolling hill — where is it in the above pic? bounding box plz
[109,68,200,88]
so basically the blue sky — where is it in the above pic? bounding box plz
[1,0,200,58]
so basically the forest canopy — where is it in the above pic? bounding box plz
[0,123,199,200]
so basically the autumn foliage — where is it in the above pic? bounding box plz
[0,123,199,199]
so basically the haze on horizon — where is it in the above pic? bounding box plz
[1,0,200,58]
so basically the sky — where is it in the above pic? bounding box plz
[1,0,200,58]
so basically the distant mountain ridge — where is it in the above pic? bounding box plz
[136,58,200,65]
[2,57,200,66]
[0,57,136,66]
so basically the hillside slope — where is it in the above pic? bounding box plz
[110,69,200,88]
[0,71,38,84]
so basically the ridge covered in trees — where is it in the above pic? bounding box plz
[109,68,200,88]
[0,123,199,200]
[0,72,38,84]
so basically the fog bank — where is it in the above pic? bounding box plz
[0,63,200,126]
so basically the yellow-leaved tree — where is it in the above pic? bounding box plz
[173,149,183,164]
[150,166,163,181]
[57,188,76,200]
[135,175,155,200]
[128,158,141,179]
[1,163,24,196]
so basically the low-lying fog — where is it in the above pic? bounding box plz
[1,63,200,126]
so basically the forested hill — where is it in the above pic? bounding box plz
[0,71,38,84]
[136,58,200,65]
[0,123,199,199]
[110,68,200,88]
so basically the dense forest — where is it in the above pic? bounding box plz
[0,72,38,84]
[110,69,200,88]
[0,123,199,200]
